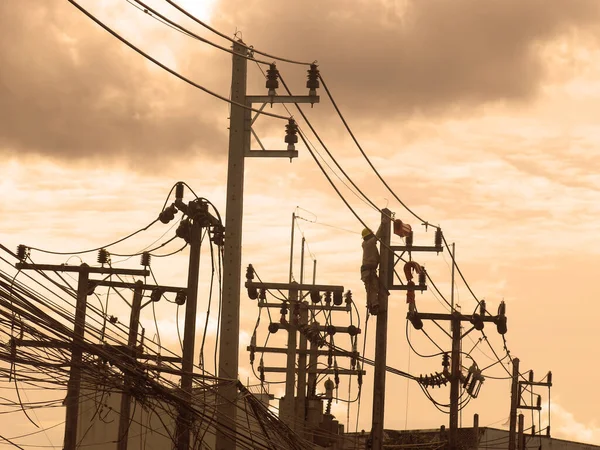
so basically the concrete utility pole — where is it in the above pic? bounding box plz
[449,312,461,447]
[176,215,203,450]
[284,286,299,429]
[117,281,144,450]
[64,264,90,450]
[407,301,507,450]
[215,41,248,450]
[296,237,309,436]
[518,413,525,450]
[245,271,363,443]
[508,357,520,450]
[371,208,392,450]
[509,367,553,444]
[14,262,149,450]
[215,41,319,449]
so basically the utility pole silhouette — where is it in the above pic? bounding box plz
[508,362,553,450]
[408,301,508,449]
[13,259,149,450]
[245,264,363,445]
[370,208,391,450]
[216,40,319,450]
[13,183,224,450]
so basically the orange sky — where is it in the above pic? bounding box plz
[2,0,600,446]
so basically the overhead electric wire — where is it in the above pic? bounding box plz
[279,74,380,215]
[405,321,443,358]
[23,218,158,256]
[319,73,433,228]
[162,0,314,66]
[0,276,309,450]
[297,130,371,233]
[128,0,273,65]
[316,71,521,377]
[67,0,289,120]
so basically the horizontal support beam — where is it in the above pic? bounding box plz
[248,346,358,358]
[412,312,499,322]
[389,284,428,291]
[519,381,553,387]
[137,355,182,363]
[246,281,344,292]
[278,323,361,334]
[257,300,350,312]
[262,367,365,376]
[247,95,319,104]
[142,363,222,380]
[244,150,298,158]
[391,245,443,253]
[15,263,149,276]
[518,405,542,411]
[91,279,185,293]
[13,339,70,349]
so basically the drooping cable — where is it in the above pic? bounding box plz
[162,0,314,66]
[128,0,273,64]
[319,73,433,227]
[67,0,289,120]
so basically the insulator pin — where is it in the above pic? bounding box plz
[435,228,443,247]
[140,252,151,267]
[306,63,320,97]
[284,119,298,151]
[265,63,279,95]
[16,245,29,261]
[97,248,110,265]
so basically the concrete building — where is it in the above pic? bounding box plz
[343,426,600,450]
[76,384,275,450]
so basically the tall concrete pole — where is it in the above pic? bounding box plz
[449,313,461,449]
[215,40,248,450]
[63,264,90,450]
[297,238,308,435]
[176,217,203,450]
[509,358,521,450]
[518,413,525,450]
[283,287,299,430]
[117,281,144,450]
[371,208,391,450]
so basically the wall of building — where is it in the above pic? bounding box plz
[76,386,273,450]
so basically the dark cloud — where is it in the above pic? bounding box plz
[214,0,600,118]
[0,1,228,169]
[2,0,599,170]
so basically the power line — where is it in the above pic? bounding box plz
[67,0,289,120]
[127,0,273,64]
[319,73,434,228]
[162,0,314,66]
[279,74,381,214]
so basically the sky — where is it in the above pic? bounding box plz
[2,0,600,447]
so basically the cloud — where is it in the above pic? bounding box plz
[0,0,228,169]
[2,0,599,172]
[545,403,600,444]
[214,0,600,118]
